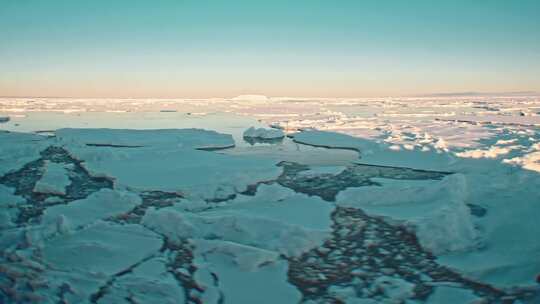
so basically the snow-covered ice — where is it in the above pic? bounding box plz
[337,174,478,255]
[1,96,540,303]
[142,206,329,257]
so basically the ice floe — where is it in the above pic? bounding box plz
[1,96,540,303]
[33,161,71,196]
[337,174,478,255]
[0,131,49,176]
[142,206,328,257]
[96,257,185,304]
[292,130,457,171]
[192,239,301,304]
[56,128,235,150]
[66,144,280,201]
[41,222,162,274]
[41,189,141,230]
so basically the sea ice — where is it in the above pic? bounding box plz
[56,128,235,150]
[292,130,457,171]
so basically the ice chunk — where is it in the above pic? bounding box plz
[41,189,141,230]
[222,183,335,232]
[195,239,280,271]
[192,239,301,304]
[33,160,71,195]
[67,145,281,200]
[97,257,185,304]
[337,174,478,254]
[142,207,329,257]
[0,131,49,176]
[0,116,9,123]
[42,222,162,275]
[243,126,285,140]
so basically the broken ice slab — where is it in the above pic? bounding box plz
[33,161,71,196]
[55,128,235,150]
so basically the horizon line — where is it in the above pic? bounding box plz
[0,91,538,100]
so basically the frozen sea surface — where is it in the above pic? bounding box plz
[1,97,539,303]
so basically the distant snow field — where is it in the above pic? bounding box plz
[0,95,539,303]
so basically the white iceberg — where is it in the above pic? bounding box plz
[243,126,285,140]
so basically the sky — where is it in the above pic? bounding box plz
[0,0,539,98]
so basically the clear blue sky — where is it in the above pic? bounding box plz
[1,0,539,98]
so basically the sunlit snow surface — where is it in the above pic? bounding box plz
[1,96,539,303]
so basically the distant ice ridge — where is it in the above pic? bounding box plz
[243,126,284,140]
[231,94,269,102]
